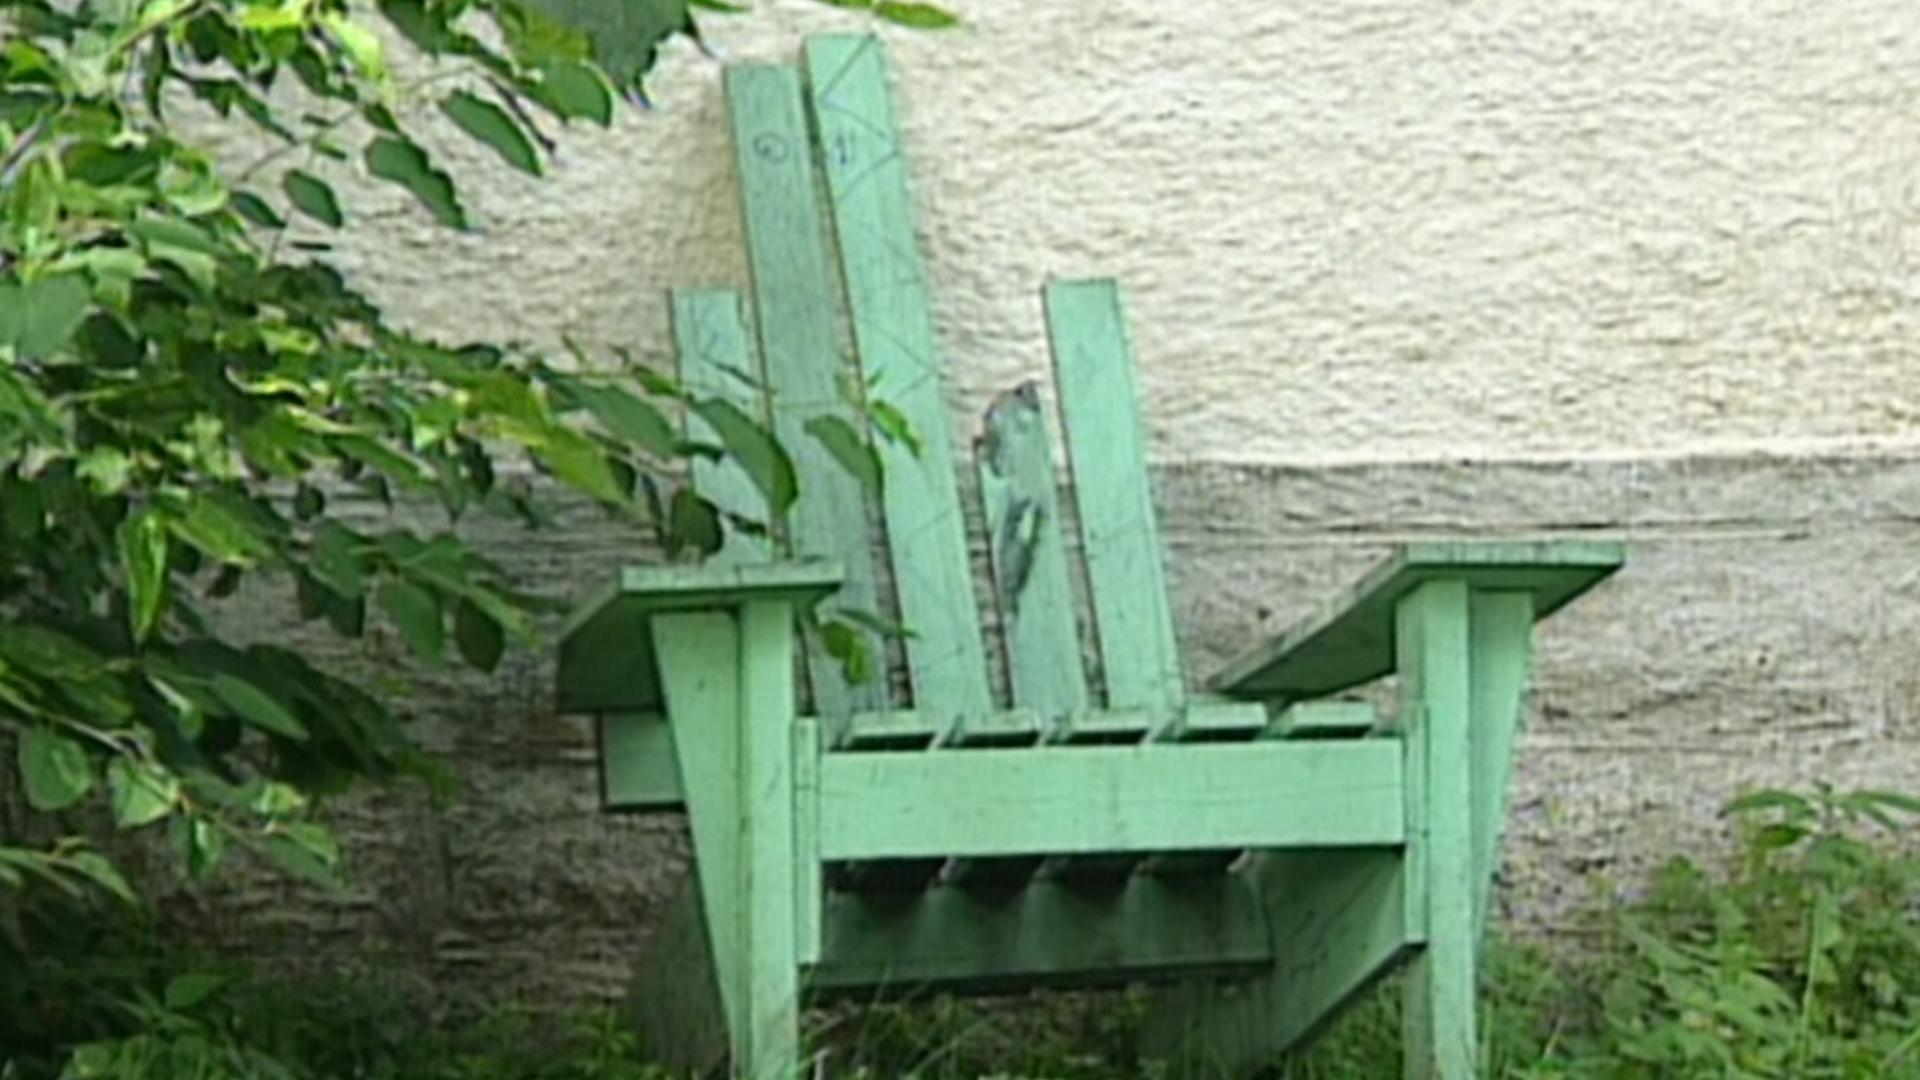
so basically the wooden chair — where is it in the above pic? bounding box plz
[558,34,1622,1080]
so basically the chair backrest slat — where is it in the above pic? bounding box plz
[804,36,992,721]
[977,384,1091,720]
[672,288,775,568]
[725,64,888,720]
[1044,280,1187,716]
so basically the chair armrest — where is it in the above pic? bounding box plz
[557,560,842,714]
[1208,541,1622,702]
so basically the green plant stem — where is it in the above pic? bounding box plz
[0,115,53,191]
[1882,1023,1920,1073]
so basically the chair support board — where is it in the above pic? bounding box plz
[557,33,1623,1080]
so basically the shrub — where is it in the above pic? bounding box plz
[6,784,1915,1078]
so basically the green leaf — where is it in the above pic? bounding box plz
[0,287,20,351]
[108,757,178,828]
[210,673,308,740]
[691,398,796,515]
[377,578,444,664]
[0,368,63,445]
[127,215,222,255]
[283,170,344,227]
[818,619,872,684]
[64,850,136,904]
[514,0,688,91]
[805,415,881,496]
[238,0,307,31]
[867,398,923,457]
[365,136,467,229]
[309,521,366,600]
[1751,823,1806,850]
[453,597,504,672]
[0,624,104,682]
[363,102,402,134]
[525,427,627,504]
[336,435,433,490]
[530,60,612,125]
[565,380,677,458]
[872,0,959,27]
[78,447,133,494]
[322,13,388,82]
[1854,789,1920,816]
[230,190,286,229]
[9,275,92,359]
[179,817,227,878]
[163,972,227,1010]
[441,90,541,176]
[20,728,94,811]
[376,0,457,51]
[261,823,340,886]
[1723,789,1814,821]
[167,491,272,565]
[666,488,721,556]
[118,509,170,643]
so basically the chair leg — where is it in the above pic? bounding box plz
[734,600,803,1077]
[1397,580,1477,1079]
[1398,584,1534,1079]
[648,602,804,1079]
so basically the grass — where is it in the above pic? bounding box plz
[5,784,1917,1079]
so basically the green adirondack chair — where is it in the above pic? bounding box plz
[557,34,1622,1080]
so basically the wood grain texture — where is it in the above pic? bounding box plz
[809,875,1273,997]
[725,62,886,723]
[978,382,1092,723]
[1043,279,1186,718]
[794,718,823,967]
[817,740,1404,860]
[1143,850,1415,1077]
[1397,581,1478,1080]
[596,711,681,811]
[805,35,992,723]
[590,40,1629,1080]
[1268,701,1379,740]
[557,561,841,714]
[936,707,1047,887]
[634,611,741,1076]
[737,599,801,1077]
[1210,540,1621,700]
[636,604,805,1079]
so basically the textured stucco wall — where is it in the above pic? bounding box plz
[172,0,1920,1006]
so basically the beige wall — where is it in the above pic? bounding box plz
[328,0,1920,463]
[177,0,1920,1005]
